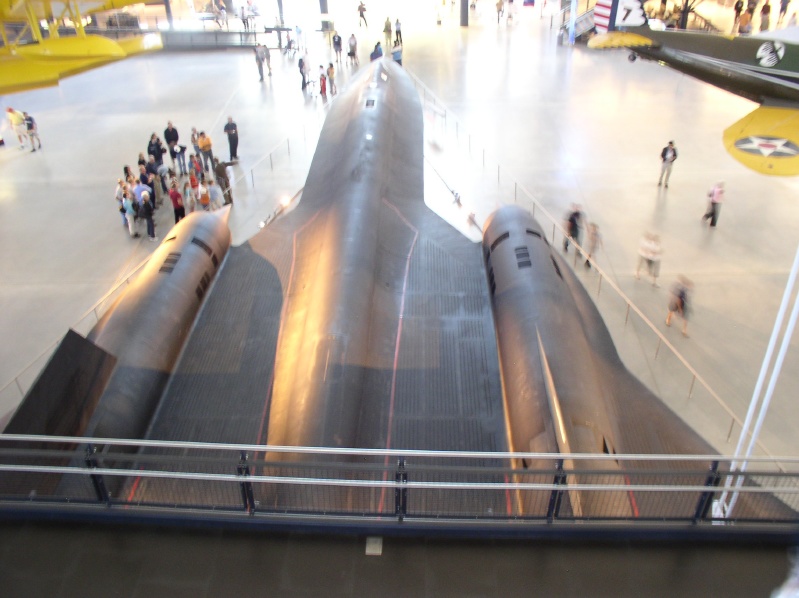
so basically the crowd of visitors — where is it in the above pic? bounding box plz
[115,120,236,242]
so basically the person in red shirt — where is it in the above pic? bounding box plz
[168,182,185,224]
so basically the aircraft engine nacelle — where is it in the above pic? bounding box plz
[483,205,633,519]
[84,211,231,441]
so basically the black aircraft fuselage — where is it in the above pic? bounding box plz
[625,27,799,105]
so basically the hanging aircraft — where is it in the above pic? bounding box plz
[588,0,799,176]
[0,0,162,94]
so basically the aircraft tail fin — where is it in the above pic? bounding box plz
[594,0,649,34]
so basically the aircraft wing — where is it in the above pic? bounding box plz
[0,0,161,21]
[589,20,799,176]
[587,30,660,49]
[0,33,162,94]
[723,105,799,175]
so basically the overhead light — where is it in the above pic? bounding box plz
[365,134,373,141]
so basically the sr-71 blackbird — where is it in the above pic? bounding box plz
[6,59,745,519]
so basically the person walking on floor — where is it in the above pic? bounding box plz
[394,18,402,44]
[635,232,662,286]
[666,275,692,337]
[658,140,677,188]
[123,190,140,238]
[213,157,235,205]
[327,63,337,94]
[319,65,327,96]
[733,0,744,26]
[207,179,225,210]
[358,1,368,26]
[263,45,271,76]
[739,8,753,33]
[348,34,359,65]
[198,131,214,172]
[115,179,128,228]
[703,181,725,227]
[761,0,772,30]
[182,180,195,213]
[383,17,392,47]
[141,191,157,242]
[779,0,790,22]
[224,116,239,161]
[163,121,179,160]
[190,127,201,159]
[584,223,603,269]
[6,107,26,148]
[255,43,266,80]
[299,52,310,91]
[391,42,403,66]
[332,31,343,62]
[23,112,41,151]
[168,181,186,224]
[170,142,188,176]
[563,204,583,252]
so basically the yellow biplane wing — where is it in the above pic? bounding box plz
[0,33,161,93]
[723,106,799,176]
[587,31,658,49]
[0,0,162,93]
[0,0,160,22]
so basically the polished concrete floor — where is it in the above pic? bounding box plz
[1,1,799,594]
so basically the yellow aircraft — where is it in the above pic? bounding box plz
[0,0,162,94]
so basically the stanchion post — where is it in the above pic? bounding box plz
[394,457,408,522]
[238,451,256,514]
[547,458,566,523]
[85,444,110,505]
[692,460,721,523]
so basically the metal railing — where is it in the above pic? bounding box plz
[0,435,797,528]
[405,72,782,466]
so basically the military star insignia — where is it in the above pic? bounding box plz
[734,136,799,157]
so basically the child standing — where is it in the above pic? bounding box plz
[319,65,327,96]
[327,63,336,95]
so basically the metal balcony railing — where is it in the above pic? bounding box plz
[0,435,797,530]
